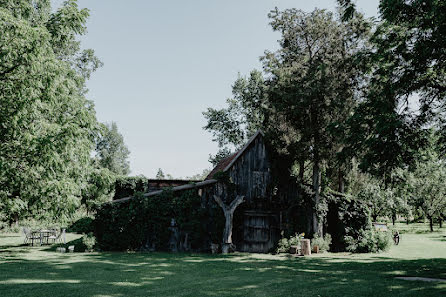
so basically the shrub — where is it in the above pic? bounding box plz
[82,233,96,252]
[345,229,392,253]
[326,195,372,252]
[57,238,87,252]
[311,233,332,252]
[276,232,304,253]
[67,217,94,234]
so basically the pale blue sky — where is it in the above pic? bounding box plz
[52,0,379,178]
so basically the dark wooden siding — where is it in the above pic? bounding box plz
[227,134,271,203]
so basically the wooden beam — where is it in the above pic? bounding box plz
[111,179,218,204]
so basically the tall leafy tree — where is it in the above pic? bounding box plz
[341,0,445,179]
[203,70,266,164]
[95,122,131,176]
[261,8,371,235]
[0,0,101,224]
[203,8,371,236]
[406,152,446,231]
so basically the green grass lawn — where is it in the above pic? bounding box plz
[0,223,445,297]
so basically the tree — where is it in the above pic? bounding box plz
[155,168,173,180]
[261,8,371,235]
[376,0,446,109]
[208,148,233,167]
[203,8,370,236]
[406,151,446,231]
[341,0,446,179]
[203,70,266,168]
[82,167,116,214]
[0,0,101,224]
[203,70,266,152]
[156,169,165,180]
[95,122,130,176]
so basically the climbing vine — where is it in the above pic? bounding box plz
[94,189,223,251]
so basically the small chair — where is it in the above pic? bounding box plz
[23,228,41,246]
[49,229,66,244]
[22,227,30,244]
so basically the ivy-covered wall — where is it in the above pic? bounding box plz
[94,189,224,251]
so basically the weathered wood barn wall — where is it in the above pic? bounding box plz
[199,131,288,253]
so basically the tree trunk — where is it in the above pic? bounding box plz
[338,169,344,193]
[439,218,442,228]
[213,195,245,254]
[299,159,305,181]
[10,214,19,228]
[312,162,322,237]
[392,213,396,226]
[429,216,434,232]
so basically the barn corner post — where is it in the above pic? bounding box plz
[213,194,245,254]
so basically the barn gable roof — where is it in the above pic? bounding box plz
[205,130,264,180]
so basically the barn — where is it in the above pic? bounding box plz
[112,130,304,253]
[109,130,368,253]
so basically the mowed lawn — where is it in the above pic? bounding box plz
[0,224,445,297]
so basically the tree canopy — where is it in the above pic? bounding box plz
[0,0,101,224]
[95,122,131,176]
[203,2,446,233]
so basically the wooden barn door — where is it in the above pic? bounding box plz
[241,211,279,253]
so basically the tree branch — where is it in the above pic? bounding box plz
[213,195,226,210]
[229,195,245,213]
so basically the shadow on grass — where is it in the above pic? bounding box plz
[0,234,22,238]
[0,251,445,297]
[431,235,446,242]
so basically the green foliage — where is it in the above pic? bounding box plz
[113,176,148,200]
[82,167,116,212]
[67,217,94,234]
[311,233,332,253]
[203,70,265,152]
[276,232,304,253]
[203,7,372,236]
[345,229,392,253]
[326,194,372,252]
[0,1,101,224]
[94,190,222,251]
[171,190,209,248]
[155,168,174,179]
[95,122,130,176]
[398,142,446,231]
[343,0,446,179]
[155,168,165,179]
[82,232,96,251]
[377,0,446,112]
[208,148,233,167]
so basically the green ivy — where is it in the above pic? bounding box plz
[94,190,223,251]
[113,176,148,200]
